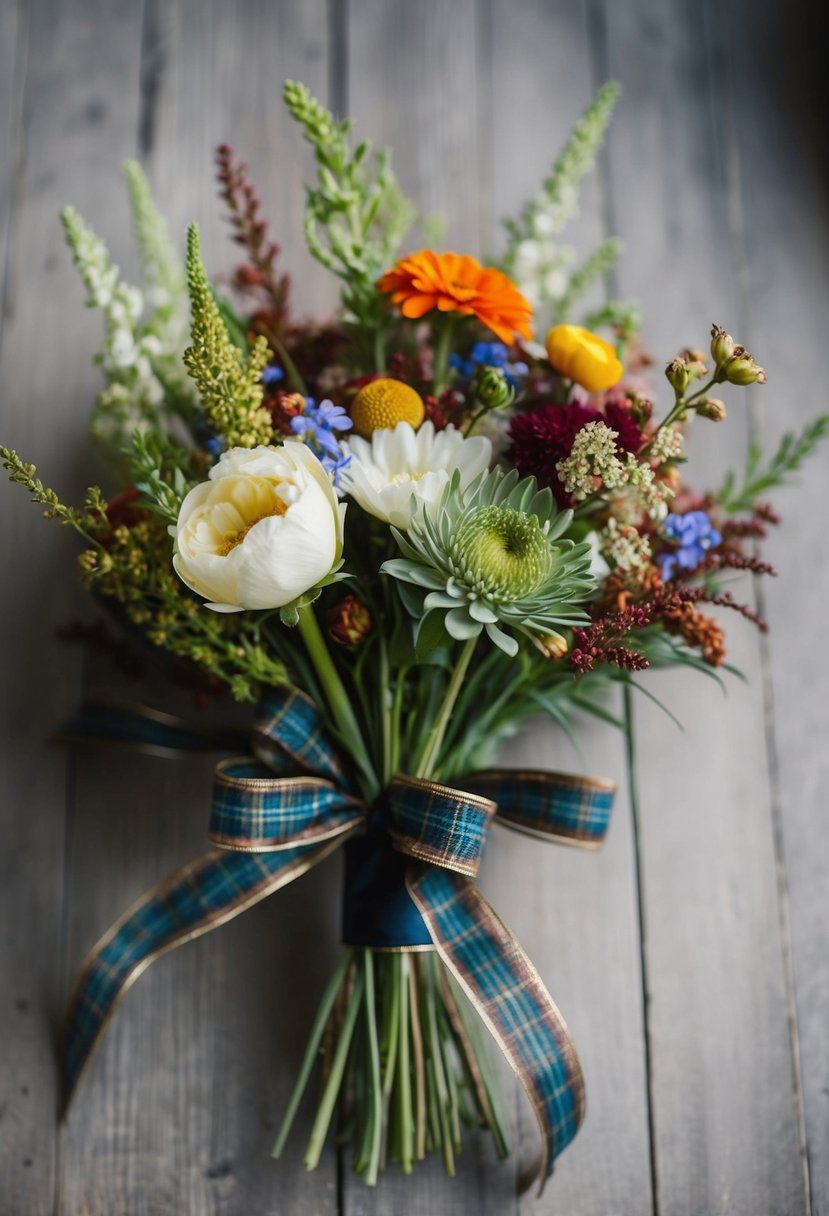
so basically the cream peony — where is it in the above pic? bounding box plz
[172,442,344,612]
[342,421,491,530]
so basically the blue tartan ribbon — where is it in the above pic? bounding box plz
[62,687,615,1191]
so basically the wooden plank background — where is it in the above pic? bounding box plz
[0,1,826,1213]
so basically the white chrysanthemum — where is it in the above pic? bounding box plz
[172,442,344,613]
[342,421,491,530]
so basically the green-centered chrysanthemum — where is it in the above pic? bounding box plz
[382,466,595,656]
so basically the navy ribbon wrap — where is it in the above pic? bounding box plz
[62,687,615,1191]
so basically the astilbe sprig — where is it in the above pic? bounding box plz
[183,225,274,449]
[215,143,291,327]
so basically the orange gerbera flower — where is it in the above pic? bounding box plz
[377,250,533,345]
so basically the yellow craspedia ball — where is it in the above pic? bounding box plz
[545,324,624,393]
[349,378,425,439]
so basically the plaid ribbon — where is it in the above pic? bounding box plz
[62,688,615,1191]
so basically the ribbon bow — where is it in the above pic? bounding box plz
[63,687,615,1191]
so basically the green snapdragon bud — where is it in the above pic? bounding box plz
[665,357,691,394]
[721,348,766,385]
[471,365,515,412]
[710,324,735,369]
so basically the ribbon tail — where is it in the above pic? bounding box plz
[62,830,358,1111]
[55,699,250,759]
[406,866,585,1196]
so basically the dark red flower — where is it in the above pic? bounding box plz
[603,396,644,454]
[508,401,601,505]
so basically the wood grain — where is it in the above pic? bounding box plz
[603,1,809,1211]
[53,3,342,1213]
[729,3,829,1208]
[0,0,825,1213]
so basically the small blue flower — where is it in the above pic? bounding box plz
[450,340,528,388]
[290,397,354,484]
[659,510,722,580]
[321,449,352,488]
[261,364,284,386]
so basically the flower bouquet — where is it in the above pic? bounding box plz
[2,81,826,1191]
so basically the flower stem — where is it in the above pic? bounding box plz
[362,951,383,1185]
[298,606,379,798]
[431,315,457,396]
[304,962,365,1171]
[272,949,354,1159]
[268,331,307,396]
[396,954,414,1172]
[414,637,477,779]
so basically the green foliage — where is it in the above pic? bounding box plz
[183,224,274,448]
[582,299,642,342]
[1,443,287,701]
[124,161,196,410]
[283,80,414,330]
[0,445,108,542]
[716,415,829,513]
[124,430,199,525]
[555,237,622,317]
[125,160,185,319]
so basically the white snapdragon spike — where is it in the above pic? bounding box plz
[172,442,344,612]
[342,421,491,530]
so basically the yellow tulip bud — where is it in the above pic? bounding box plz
[545,324,624,393]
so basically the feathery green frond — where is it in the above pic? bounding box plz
[556,237,622,317]
[183,224,274,448]
[716,415,829,513]
[283,80,414,330]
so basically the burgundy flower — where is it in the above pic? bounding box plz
[603,396,644,454]
[508,401,601,504]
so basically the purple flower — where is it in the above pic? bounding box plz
[659,510,722,580]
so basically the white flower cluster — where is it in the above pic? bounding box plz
[600,517,652,571]
[623,454,674,518]
[62,203,192,450]
[648,425,684,463]
[556,421,627,499]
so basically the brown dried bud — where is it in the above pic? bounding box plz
[529,631,568,660]
[628,393,654,427]
[695,396,727,422]
[326,594,373,647]
[678,349,708,383]
[279,391,307,417]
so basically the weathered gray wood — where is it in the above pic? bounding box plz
[488,5,654,1214]
[2,1,827,1212]
[0,1,146,1213]
[729,6,829,1208]
[603,1,808,1211]
[54,3,341,1214]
